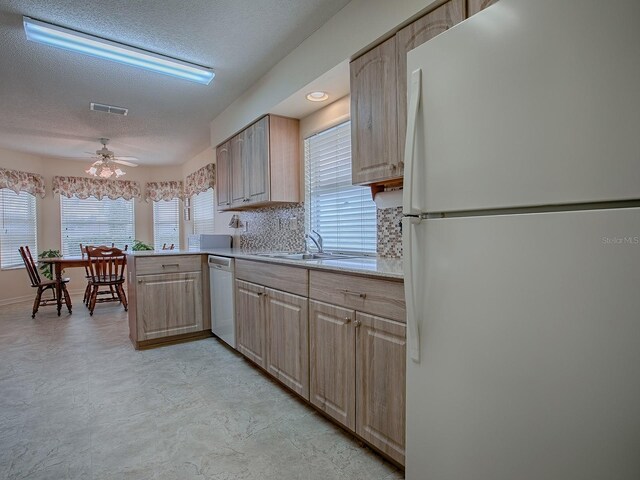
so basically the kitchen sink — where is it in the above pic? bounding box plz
[255,252,363,261]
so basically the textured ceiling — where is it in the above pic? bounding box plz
[0,0,350,165]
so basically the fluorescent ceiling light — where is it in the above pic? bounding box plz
[23,16,215,85]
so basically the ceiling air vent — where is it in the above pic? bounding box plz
[90,102,128,116]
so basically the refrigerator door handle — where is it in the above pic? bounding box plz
[402,68,422,217]
[403,215,422,363]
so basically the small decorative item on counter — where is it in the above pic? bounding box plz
[38,249,62,280]
[132,240,154,251]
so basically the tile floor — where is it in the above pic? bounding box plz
[0,296,404,480]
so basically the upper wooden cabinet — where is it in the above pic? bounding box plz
[215,114,299,211]
[396,0,465,164]
[467,0,498,17]
[350,36,399,185]
[349,0,465,186]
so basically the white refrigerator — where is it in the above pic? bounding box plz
[402,0,640,479]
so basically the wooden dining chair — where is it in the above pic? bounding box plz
[85,245,128,316]
[19,246,72,318]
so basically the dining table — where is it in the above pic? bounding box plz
[38,256,88,315]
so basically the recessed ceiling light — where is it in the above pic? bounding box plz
[23,16,215,85]
[306,91,329,102]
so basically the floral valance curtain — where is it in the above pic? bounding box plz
[184,163,215,198]
[52,176,141,200]
[0,167,45,198]
[144,181,184,202]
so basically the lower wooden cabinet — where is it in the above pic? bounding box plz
[265,288,309,399]
[309,300,407,464]
[309,300,356,430]
[235,280,267,368]
[356,312,407,465]
[234,263,406,466]
[135,272,203,341]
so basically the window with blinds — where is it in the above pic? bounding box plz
[153,198,180,250]
[60,196,134,256]
[192,188,214,234]
[305,121,377,253]
[1,189,37,269]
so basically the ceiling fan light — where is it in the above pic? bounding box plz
[99,167,113,178]
[114,168,125,177]
[86,166,98,175]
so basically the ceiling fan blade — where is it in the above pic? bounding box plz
[113,159,138,167]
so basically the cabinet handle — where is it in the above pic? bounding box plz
[344,316,351,324]
[257,292,264,296]
[162,264,180,268]
[226,202,231,206]
[137,279,143,284]
[354,319,362,328]
[342,290,366,299]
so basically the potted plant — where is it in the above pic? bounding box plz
[38,249,62,280]
[132,240,154,251]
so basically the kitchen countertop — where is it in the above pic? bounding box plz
[126,248,404,280]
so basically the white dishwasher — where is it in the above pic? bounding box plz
[208,255,235,348]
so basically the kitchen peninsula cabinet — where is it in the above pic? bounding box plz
[349,0,464,185]
[216,114,299,211]
[127,254,210,349]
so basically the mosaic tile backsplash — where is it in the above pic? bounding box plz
[377,206,403,258]
[237,203,403,258]
[238,204,305,252]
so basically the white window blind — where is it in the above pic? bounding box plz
[1,189,37,269]
[305,121,377,253]
[153,198,180,250]
[192,188,214,234]
[60,196,134,256]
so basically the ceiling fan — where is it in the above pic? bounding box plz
[84,138,138,178]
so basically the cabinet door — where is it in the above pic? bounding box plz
[265,288,309,399]
[350,36,399,185]
[356,312,406,465]
[309,300,356,430]
[216,141,231,208]
[467,0,498,17]
[397,0,465,165]
[230,132,246,206]
[245,116,270,204]
[136,272,203,341]
[235,280,266,368]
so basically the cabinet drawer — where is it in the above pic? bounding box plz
[235,259,308,297]
[135,255,202,276]
[309,271,405,323]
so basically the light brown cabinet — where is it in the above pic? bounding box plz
[309,300,356,429]
[309,271,406,465]
[235,279,267,368]
[215,141,231,208]
[356,312,407,465]
[266,288,309,399]
[467,0,498,17]
[349,0,464,186]
[216,114,299,211]
[350,36,400,185]
[127,254,210,349]
[396,0,465,164]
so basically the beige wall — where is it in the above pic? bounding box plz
[0,146,184,304]
[209,0,438,148]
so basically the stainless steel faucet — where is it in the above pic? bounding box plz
[305,230,323,253]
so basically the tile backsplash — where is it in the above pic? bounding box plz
[238,204,305,252]
[236,203,403,258]
[377,206,403,258]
